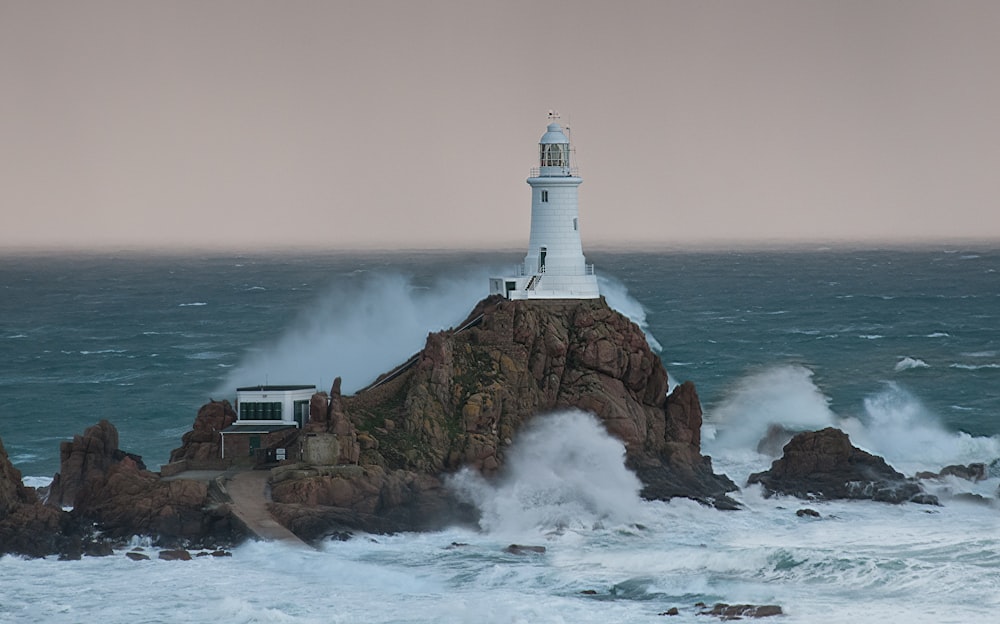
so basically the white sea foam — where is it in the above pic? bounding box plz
[177,302,207,307]
[894,356,929,371]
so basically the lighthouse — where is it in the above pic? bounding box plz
[489,118,600,300]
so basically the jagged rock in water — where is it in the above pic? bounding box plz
[46,420,244,547]
[747,427,937,504]
[270,296,738,533]
[47,419,146,508]
[0,436,82,558]
[701,603,783,619]
[915,462,987,482]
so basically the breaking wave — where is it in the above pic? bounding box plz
[218,271,489,394]
[894,356,929,371]
[704,365,1000,482]
[449,410,644,536]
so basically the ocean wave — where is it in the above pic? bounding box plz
[79,349,127,355]
[187,351,226,360]
[7,333,28,339]
[894,357,929,372]
[950,363,1000,370]
[178,302,208,307]
[859,334,884,340]
[925,332,950,338]
[961,350,996,358]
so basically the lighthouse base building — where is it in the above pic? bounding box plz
[490,120,600,301]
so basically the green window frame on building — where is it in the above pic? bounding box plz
[293,399,309,428]
[240,401,283,420]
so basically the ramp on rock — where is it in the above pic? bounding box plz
[221,470,313,549]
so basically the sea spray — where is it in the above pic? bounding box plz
[450,410,644,536]
[704,365,838,455]
[219,268,661,397]
[598,274,663,352]
[218,271,489,394]
[842,382,1000,475]
[705,367,1000,492]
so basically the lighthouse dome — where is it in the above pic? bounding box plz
[540,123,569,144]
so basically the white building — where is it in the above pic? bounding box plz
[232,384,315,428]
[490,119,600,300]
[219,385,316,461]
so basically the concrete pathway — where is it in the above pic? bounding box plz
[223,470,313,549]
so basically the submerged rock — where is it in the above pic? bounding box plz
[747,428,936,504]
[504,544,546,555]
[701,603,783,619]
[915,463,987,482]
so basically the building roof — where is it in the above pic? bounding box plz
[220,424,298,434]
[236,384,316,392]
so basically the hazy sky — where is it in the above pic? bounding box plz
[2,1,999,251]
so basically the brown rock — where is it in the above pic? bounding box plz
[158,548,192,561]
[504,544,546,555]
[1,435,83,557]
[748,428,935,504]
[300,297,736,524]
[701,603,783,619]
[168,401,236,465]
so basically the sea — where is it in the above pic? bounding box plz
[1,247,998,623]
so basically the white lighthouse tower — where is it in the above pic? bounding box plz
[489,118,600,300]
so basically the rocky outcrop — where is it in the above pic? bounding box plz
[915,463,987,482]
[748,427,936,504]
[47,420,243,547]
[46,420,146,508]
[1,436,81,557]
[268,463,476,540]
[270,296,737,535]
[168,400,236,465]
[71,456,240,546]
[700,603,783,619]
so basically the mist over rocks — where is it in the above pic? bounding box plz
[748,427,937,504]
[272,295,738,535]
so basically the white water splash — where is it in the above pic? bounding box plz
[219,271,490,394]
[598,275,663,352]
[894,356,930,371]
[704,365,1000,486]
[841,382,1000,476]
[449,410,644,537]
[704,365,838,454]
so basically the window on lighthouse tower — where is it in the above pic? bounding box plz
[541,190,549,203]
[540,143,568,167]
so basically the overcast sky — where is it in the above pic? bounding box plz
[2,1,998,252]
